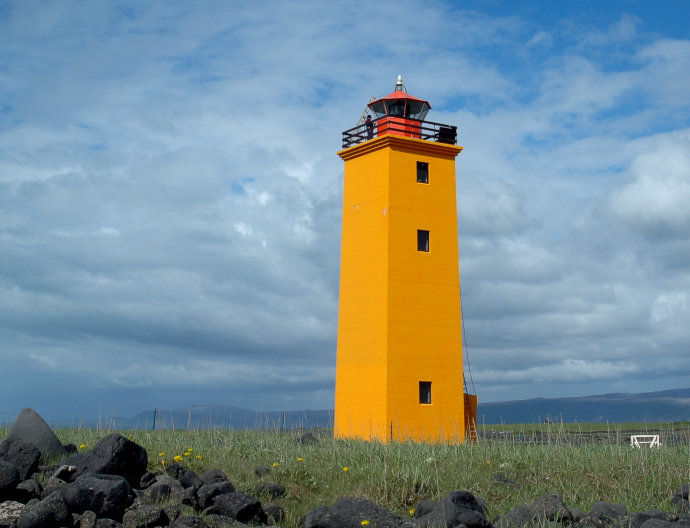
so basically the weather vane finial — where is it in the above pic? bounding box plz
[394,74,406,92]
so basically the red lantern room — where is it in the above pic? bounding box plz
[341,76,457,149]
[367,75,430,139]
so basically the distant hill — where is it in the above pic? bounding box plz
[100,406,333,431]
[60,388,690,430]
[476,388,690,424]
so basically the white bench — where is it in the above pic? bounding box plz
[630,434,661,448]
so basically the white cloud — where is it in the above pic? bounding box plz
[476,359,641,384]
[526,31,552,49]
[233,222,253,238]
[98,227,120,236]
[650,292,688,323]
[608,133,690,238]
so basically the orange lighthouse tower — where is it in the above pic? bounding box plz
[335,77,476,443]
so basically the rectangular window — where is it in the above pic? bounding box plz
[417,230,429,252]
[417,161,429,183]
[419,381,432,404]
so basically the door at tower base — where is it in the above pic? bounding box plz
[335,133,467,444]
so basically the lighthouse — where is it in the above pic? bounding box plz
[335,76,476,443]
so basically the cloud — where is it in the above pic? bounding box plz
[475,358,641,385]
[0,1,689,418]
[650,292,688,323]
[608,133,690,239]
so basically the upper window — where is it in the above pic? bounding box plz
[417,230,429,252]
[417,161,429,184]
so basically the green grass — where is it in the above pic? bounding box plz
[8,425,678,527]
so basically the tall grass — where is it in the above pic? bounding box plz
[25,425,687,527]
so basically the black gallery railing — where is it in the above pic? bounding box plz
[341,117,458,149]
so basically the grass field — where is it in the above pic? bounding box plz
[2,423,683,527]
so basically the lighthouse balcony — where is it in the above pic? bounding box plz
[342,117,457,149]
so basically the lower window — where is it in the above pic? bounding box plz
[419,381,432,404]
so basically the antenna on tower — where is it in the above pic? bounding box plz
[394,74,407,93]
[357,96,376,126]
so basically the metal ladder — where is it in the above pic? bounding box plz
[463,376,478,443]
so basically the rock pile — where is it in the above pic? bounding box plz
[0,408,689,528]
[0,408,285,527]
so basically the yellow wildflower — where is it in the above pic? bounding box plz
[173,455,183,462]
[409,509,415,516]
[361,521,370,526]
[195,455,201,460]
[342,466,349,472]
[184,452,191,457]
[158,453,165,457]
[297,457,304,462]
[273,462,279,467]
[79,443,86,449]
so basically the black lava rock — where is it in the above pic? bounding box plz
[0,438,41,481]
[60,433,148,488]
[63,473,134,521]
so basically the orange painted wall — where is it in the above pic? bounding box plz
[335,135,465,443]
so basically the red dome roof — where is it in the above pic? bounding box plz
[374,91,431,108]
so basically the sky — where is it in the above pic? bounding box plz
[1,0,689,424]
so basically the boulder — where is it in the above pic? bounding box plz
[197,481,236,510]
[14,479,42,503]
[416,490,490,528]
[303,505,330,528]
[0,462,19,502]
[3,409,67,460]
[198,469,229,486]
[528,492,572,523]
[179,469,202,491]
[77,510,97,528]
[16,490,70,528]
[0,438,41,481]
[255,466,271,477]
[63,473,133,521]
[413,500,437,519]
[39,477,67,500]
[570,506,587,522]
[60,433,148,487]
[138,471,158,489]
[178,487,199,510]
[314,496,410,528]
[163,505,181,523]
[629,511,678,528]
[590,501,627,519]
[165,463,186,480]
[122,504,168,528]
[0,500,25,528]
[253,482,286,500]
[141,475,184,503]
[493,504,531,528]
[205,491,265,524]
